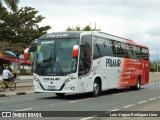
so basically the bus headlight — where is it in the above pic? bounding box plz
[33,76,40,83]
[64,77,76,83]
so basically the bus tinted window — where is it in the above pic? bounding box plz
[94,43,102,59]
[118,42,126,57]
[81,35,92,48]
[80,35,92,75]
[93,35,149,60]
[134,46,140,59]
[128,44,136,59]
[113,41,126,58]
[141,48,149,60]
[93,36,113,59]
[134,47,149,60]
[111,40,117,57]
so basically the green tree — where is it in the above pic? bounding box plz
[66,24,101,31]
[0,6,51,57]
[0,0,19,12]
[66,26,81,31]
[83,25,92,31]
[66,26,73,31]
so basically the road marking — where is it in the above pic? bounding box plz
[149,98,157,101]
[113,93,124,96]
[16,108,32,111]
[69,98,93,103]
[111,109,119,111]
[80,115,98,120]
[123,104,135,109]
[27,98,35,100]
[138,101,147,104]
[80,117,94,120]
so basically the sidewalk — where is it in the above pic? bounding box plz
[0,78,34,97]
[149,72,160,82]
[0,75,33,80]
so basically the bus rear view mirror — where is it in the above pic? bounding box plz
[72,45,79,58]
[24,46,36,60]
[24,48,29,60]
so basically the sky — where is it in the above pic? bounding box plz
[19,0,160,60]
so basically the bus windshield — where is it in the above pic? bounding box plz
[34,38,79,76]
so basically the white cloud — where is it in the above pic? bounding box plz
[19,0,160,60]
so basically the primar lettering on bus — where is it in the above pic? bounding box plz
[106,58,121,67]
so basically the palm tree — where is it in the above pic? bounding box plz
[0,0,19,12]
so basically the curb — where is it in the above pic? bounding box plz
[0,91,35,97]
[150,80,160,82]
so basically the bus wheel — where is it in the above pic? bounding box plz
[135,77,141,90]
[92,80,101,97]
[130,77,141,90]
[55,93,65,97]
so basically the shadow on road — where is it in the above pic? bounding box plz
[38,87,146,101]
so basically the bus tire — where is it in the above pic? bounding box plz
[55,93,65,97]
[91,80,101,97]
[130,77,141,90]
[135,77,141,90]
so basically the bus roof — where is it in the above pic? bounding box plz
[97,32,148,48]
[39,31,83,39]
[39,31,148,49]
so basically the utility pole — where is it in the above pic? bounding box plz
[157,50,159,72]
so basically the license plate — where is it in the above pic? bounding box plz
[48,86,55,90]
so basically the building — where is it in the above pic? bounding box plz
[0,51,32,75]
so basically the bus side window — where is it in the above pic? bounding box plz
[93,38,113,59]
[79,35,92,76]
[141,48,149,60]
[125,44,129,58]
[79,44,91,76]
[129,45,136,59]
[125,44,136,59]
[119,43,126,58]
[111,40,117,57]
[93,43,102,59]
[135,46,141,59]
[115,42,125,58]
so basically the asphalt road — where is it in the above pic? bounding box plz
[0,80,160,120]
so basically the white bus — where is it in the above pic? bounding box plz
[24,31,150,97]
